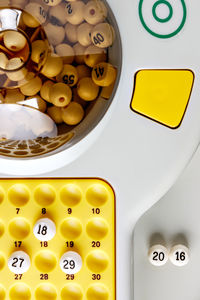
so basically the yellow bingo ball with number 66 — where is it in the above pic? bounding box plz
[92,62,117,87]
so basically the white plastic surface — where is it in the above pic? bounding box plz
[133,146,200,300]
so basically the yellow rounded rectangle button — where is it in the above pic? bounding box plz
[131,70,194,128]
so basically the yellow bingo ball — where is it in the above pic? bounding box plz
[73,43,86,64]
[100,81,115,99]
[84,45,106,68]
[62,102,84,125]
[11,0,28,8]
[77,77,99,101]
[44,23,65,46]
[0,53,8,74]
[42,0,62,6]
[76,65,91,80]
[41,54,63,78]
[73,88,88,108]
[4,89,25,103]
[19,70,42,87]
[91,23,115,48]
[0,0,9,6]
[26,95,47,113]
[20,74,42,96]
[56,64,78,87]
[49,3,67,25]
[31,40,47,64]
[65,1,85,25]
[30,0,45,4]
[65,23,78,44]
[55,44,74,64]
[6,58,27,81]
[6,57,23,70]
[24,3,48,25]
[3,31,27,52]
[49,82,72,107]
[84,0,107,25]
[31,0,48,4]
[77,22,93,47]
[92,62,117,87]
[22,11,40,28]
[47,106,63,124]
[40,80,54,102]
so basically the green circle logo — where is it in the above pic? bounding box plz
[152,0,173,23]
[139,0,187,38]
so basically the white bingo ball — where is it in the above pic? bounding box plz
[60,251,82,274]
[6,58,27,81]
[44,23,65,46]
[91,22,115,48]
[77,22,93,47]
[8,251,30,274]
[148,245,168,266]
[3,31,27,52]
[65,23,78,43]
[65,1,85,25]
[33,218,56,241]
[49,3,67,25]
[169,244,190,267]
[83,0,107,25]
[24,3,48,25]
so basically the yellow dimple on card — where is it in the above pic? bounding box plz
[0,178,115,300]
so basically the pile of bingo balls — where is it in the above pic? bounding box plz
[0,0,117,128]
